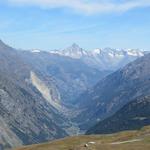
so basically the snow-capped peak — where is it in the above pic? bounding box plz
[124,49,144,57]
[49,44,148,70]
[31,49,41,53]
[92,49,102,55]
[49,44,147,58]
[65,43,83,53]
[70,43,81,49]
[52,43,88,59]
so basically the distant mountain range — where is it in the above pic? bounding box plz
[49,43,148,70]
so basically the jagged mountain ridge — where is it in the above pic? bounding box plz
[75,53,150,131]
[49,43,148,70]
[86,96,150,134]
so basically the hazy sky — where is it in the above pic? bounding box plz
[0,0,150,50]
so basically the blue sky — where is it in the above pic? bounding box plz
[0,0,150,50]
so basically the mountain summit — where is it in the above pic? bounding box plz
[50,43,87,59]
[70,43,81,49]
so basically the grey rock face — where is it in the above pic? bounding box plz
[0,40,68,149]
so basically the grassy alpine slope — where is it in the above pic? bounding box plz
[15,126,150,150]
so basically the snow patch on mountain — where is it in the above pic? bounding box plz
[49,44,148,70]
[31,49,41,53]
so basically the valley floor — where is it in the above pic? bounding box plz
[15,126,150,150]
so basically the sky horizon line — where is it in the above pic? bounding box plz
[0,38,148,52]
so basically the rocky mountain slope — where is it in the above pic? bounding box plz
[75,53,150,131]
[0,40,68,149]
[86,96,150,134]
[50,43,148,70]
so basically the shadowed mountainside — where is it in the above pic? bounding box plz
[86,96,150,134]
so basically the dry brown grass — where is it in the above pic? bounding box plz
[15,126,150,150]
